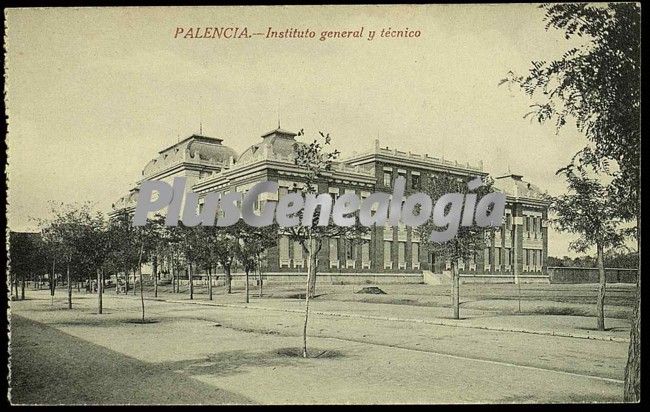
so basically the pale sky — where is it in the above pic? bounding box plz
[6,5,596,257]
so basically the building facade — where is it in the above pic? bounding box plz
[113,128,550,283]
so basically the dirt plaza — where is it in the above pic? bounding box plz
[9,282,633,404]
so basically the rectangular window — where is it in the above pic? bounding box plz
[329,238,338,261]
[524,249,530,266]
[384,241,392,263]
[279,236,289,260]
[328,187,339,202]
[412,243,419,266]
[398,242,406,265]
[345,240,355,260]
[523,249,527,265]
[383,171,392,186]
[362,241,370,264]
[411,174,421,189]
[533,249,537,266]
[495,247,501,267]
[293,241,302,261]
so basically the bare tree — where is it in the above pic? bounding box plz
[284,129,369,357]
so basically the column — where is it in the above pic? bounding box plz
[512,203,524,283]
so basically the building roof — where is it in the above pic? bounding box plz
[493,174,548,202]
[142,134,238,178]
[260,127,298,139]
[237,128,302,165]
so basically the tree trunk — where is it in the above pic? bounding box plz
[139,265,145,322]
[125,267,129,295]
[307,251,318,299]
[188,263,193,300]
[153,254,158,298]
[245,268,250,303]
[258,257,263,298]
[303,236,315,358]
[624,214,641,402]
[225,264,232,294]
[21,278,25,300]
[208,266,213,300]
[624,285,641,402]
[171,253,176,293]
[50,259,56,306]
[452,262,460,319]
[133,268,137,296]
[67,263,72,309]
[596,243,606,331]
[97,268,103,314]
[138,243,145,323]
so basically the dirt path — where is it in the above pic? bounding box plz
[9,315,253,405]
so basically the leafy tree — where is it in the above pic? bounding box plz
[417,174,497,319]
[234,222,277,303]
[109,209,141,295]
[39,202,98,309]
[158,222,184,294]
[550,166,625,330]
[133,217,163,322]
[175,223,205,300]
[76,212,110,314]
[200,224,239,296]
[502,3,640,399]
[9,232,48,301]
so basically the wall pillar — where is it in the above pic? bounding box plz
[512,203,524,284]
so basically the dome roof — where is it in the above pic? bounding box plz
[186,137,238,162]
[143,135,237,178]
[237,128,302,165]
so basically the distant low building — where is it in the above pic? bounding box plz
[113,128,550,283]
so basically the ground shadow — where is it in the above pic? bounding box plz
[123,319,161,324]
[159,347,348,379]
[276,347,345,359]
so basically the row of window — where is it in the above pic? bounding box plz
[382,168,421,189]
[482,247,543,271]
[524,248,543,269]
[278,236,421,268]
[382,241,420,264]
[524,215,543,234]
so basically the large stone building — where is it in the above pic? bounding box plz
[113,128,550,283]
